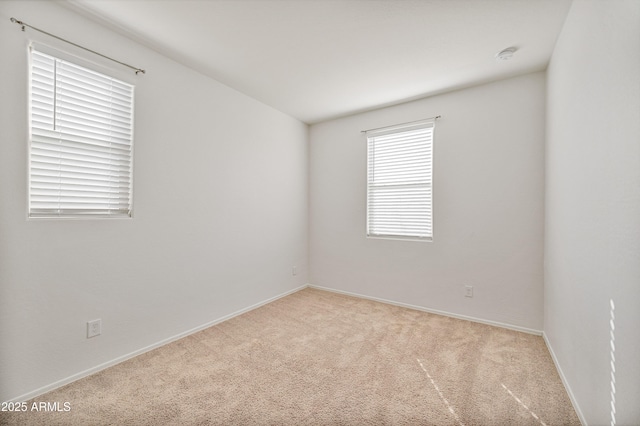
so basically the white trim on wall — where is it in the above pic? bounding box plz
[309,284,543,335]
[543,332,587,426]
[9,283,578,407]
[7,285,308,403]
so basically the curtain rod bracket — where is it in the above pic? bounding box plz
[10,17,25,31]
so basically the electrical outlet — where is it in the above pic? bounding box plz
[292,266,298,276]
[87,319,102,338]
[464,285,473,298]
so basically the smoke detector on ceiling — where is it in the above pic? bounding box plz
[495,47,517,61]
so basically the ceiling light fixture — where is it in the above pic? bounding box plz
[495,47,517,61]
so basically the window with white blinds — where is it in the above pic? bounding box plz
[29,47,134,218]
[366,119,434,240]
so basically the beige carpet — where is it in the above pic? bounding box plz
[1,288,580,426]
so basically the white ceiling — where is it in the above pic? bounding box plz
[65,0,572,124]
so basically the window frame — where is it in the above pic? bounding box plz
[27,42,135,220]
[365,119,435,242]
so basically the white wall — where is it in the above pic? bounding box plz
[309,73,546,332]
[544,1,640,424]
[0,1,308,402]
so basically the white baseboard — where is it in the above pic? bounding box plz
[9,284,308,403]
[10,283,546,403]
[542,332,587,426]
[308,284,543,336]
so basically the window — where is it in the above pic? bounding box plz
[29,45,134,218]
[366,119,434,240]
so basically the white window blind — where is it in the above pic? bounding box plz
[29,47,134,218]
[366,119,434,240]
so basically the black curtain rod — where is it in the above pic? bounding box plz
[10,17,146,75]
